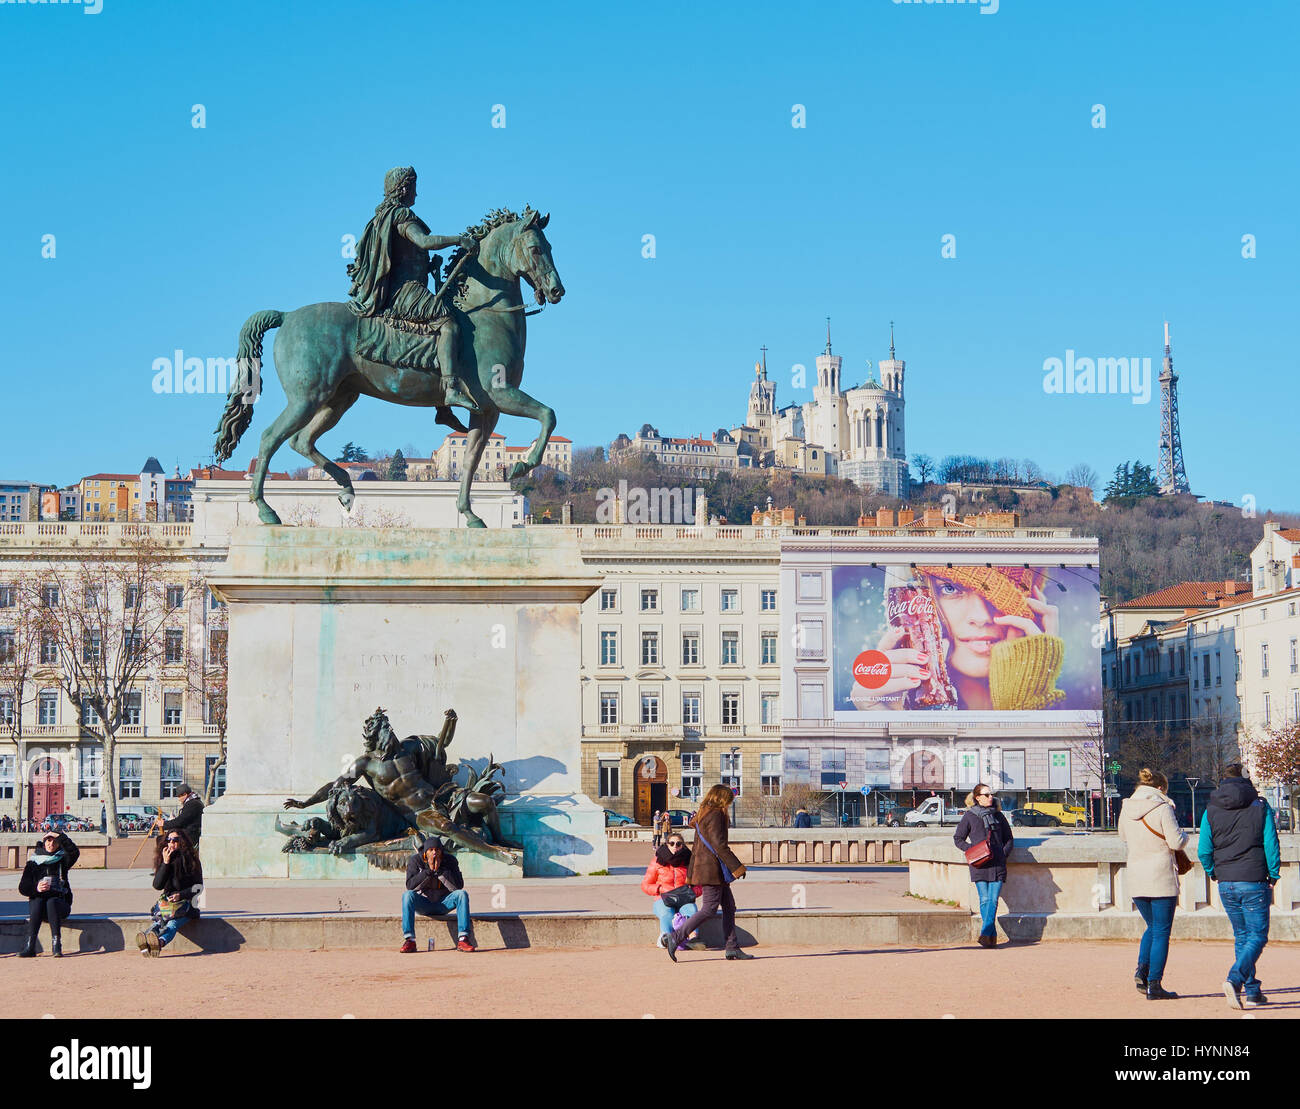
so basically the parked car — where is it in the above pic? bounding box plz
[873,798,909,827]
[603,809,637,827]
[664,809,695,827]
[1004,807,1062,828]
[904,797,966,827]
[1016,802,1087,827]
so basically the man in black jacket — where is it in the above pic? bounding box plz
[400,837,474,953]
[161,784,204,849]
[1197,765,1281,1010]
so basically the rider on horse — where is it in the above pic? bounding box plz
[347,165,478,421]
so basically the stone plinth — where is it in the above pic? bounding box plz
[201,526,607,878]
[192,479,525,546]
[906,833,1300,925]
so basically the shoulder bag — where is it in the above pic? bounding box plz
[1139,814,1193,875]
[660,884,696,910]
[694,819,735,884]
[963,813,996,867]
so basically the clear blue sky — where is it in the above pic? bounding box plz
[2,0,1295,509]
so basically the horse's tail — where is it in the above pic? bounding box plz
[213,309,284,463]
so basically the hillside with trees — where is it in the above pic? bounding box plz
[510,449,1297,604]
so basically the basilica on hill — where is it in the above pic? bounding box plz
[611,322,910,497]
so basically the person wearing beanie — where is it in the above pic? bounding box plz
[1197,764,1281,1009]
[399,837,474,953]
[17,829,79,957]
[161,783,204,849]
[1118,768,1187,1000]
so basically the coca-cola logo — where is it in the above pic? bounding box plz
[852,650,892,689]
[887,590,936,623]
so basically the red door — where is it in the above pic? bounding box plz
[29,758,65,823]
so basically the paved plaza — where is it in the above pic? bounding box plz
[6,940,1297,1021]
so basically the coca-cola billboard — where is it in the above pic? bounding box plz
[830,560,1102,720]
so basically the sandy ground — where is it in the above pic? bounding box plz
[4,940,1298,1020]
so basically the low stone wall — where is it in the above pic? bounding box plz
[0,908,974,954]
[0,833,110,870]
[906,833,1300,941]
[609,827,932,861]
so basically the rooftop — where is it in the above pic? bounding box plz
[1113,581,1253,610]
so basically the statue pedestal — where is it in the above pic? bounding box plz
[201,526,607,878]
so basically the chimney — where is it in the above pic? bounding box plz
[897,507,915,526]
[561,501,573,525]
[782,506,795,525]
[922,507,944,528]
[876,507,896,527]
[1223,580,1238,596]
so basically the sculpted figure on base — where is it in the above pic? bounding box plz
[282,707,522,867]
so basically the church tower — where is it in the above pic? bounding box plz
[747,346,777,450]
[814,318,842,394]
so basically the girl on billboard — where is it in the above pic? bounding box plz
[849,565,1065,712]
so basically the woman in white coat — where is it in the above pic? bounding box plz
[1118,768,1189,1000]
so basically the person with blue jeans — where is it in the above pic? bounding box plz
[1119,768,1187,1000]
[1198,765,1281,1009]
[136,829,202,957]
[953,785,1014,948]
[399,837,475,953]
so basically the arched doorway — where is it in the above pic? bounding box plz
[29,757,65,824]
[901,750,945,790]
[633,755,668,826]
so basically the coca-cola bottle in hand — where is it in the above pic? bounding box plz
[884,570,958,708]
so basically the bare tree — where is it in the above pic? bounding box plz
[25,539,194,829]
[1064,463,1099,491]
[911,453,935,486]
[775,781,830,826]
[0,571,45,821]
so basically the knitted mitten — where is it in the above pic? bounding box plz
[989,635,1066,710]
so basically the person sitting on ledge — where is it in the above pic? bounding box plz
[400,836,474,953]
[136,828,203,957]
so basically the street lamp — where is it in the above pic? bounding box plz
[1186,777,1200,832]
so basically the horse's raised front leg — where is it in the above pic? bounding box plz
[488,385,556,480]
[455,408,499,528]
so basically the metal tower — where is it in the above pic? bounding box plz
[1157,320,1190,494]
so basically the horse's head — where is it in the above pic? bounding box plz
[498,208,565,306]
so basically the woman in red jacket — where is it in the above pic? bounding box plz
[642,831,702,949]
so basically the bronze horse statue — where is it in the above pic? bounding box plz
[213,207,564,527]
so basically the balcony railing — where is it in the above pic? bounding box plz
[0,521,194,545]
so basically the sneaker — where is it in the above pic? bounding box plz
[1223,982,1242,1010]
[655,933,669,949]
[456,938,476,953]
[1243,993,1268,1008]
[399,938,417,954]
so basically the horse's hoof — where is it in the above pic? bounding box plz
[256,503,282,525]
[463,516,487,529]
[339,491,354,512]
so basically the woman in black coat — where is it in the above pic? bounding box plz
[952,785,1014,948]
[17,829,80,957]
[136,828,203,957]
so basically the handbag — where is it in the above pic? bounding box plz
[962,812,999,867]
[154,896,189,920]
[1139,815,1194,875]
[694,821,735,884]
[660,884,696,911]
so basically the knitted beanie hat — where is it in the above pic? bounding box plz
[916,565,1044,620]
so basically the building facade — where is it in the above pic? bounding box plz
[0,521,227,823]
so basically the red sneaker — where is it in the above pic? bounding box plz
[456,939,476,953]
[399,938,418,953]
